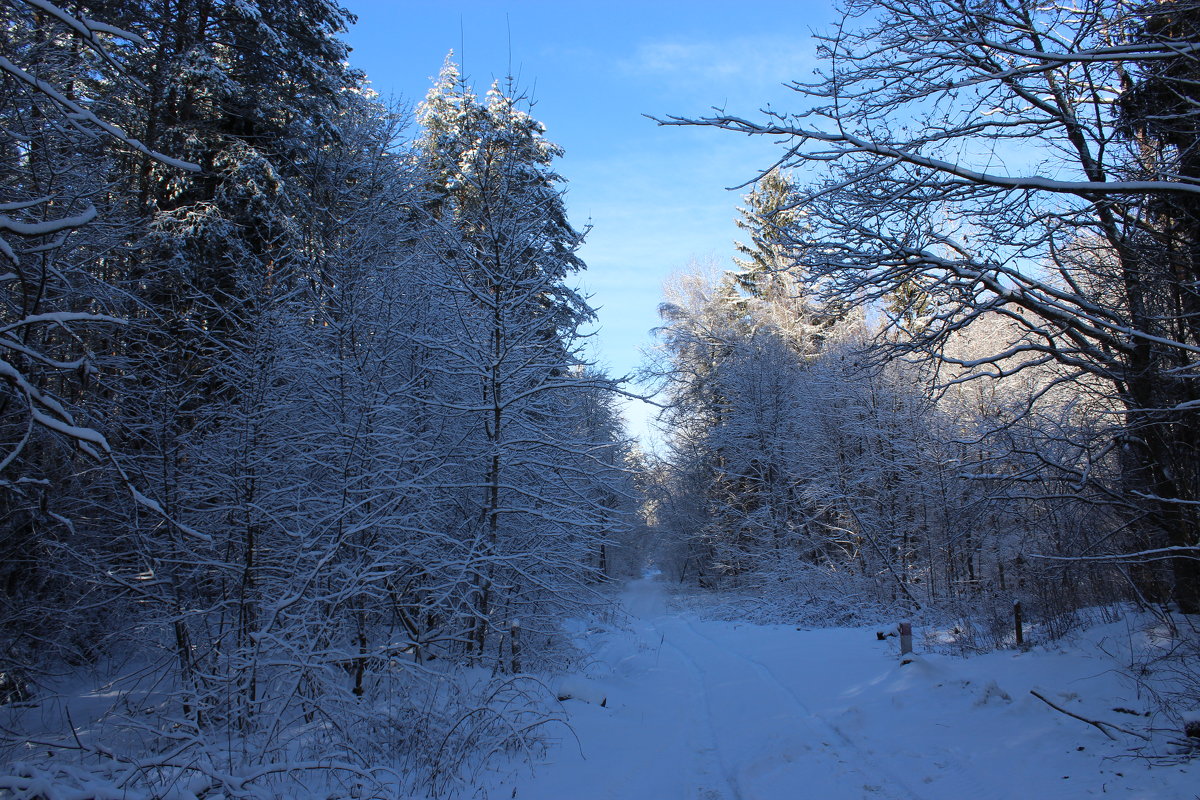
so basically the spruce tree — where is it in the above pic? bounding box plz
[731,168,800,301]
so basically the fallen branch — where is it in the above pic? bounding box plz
[1029,690,1150,741]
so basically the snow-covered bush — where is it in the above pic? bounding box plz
[669,556,897,629]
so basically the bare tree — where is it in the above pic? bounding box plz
[659,0,1200,612]
[416,60,624,663]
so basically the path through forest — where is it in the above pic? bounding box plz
[491,577,1193,799]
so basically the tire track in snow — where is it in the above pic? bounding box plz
[660,635,746,800]
[679,620,1006,800]
[619,580,744,800]
[660,618,920,800]
[682,620,922,796]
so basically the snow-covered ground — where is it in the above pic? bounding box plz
[489,576,1198,800]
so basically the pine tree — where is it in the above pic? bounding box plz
[884,279,933,333]
[731,168,801,301]
[729,169,844,353]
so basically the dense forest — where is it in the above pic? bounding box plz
[0,1,637,795]
[2,0,1200,797]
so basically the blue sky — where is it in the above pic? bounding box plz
[343,1,838,446]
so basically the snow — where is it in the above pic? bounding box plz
[0,206,97,237]
[487,576,1198,800]
[4,577,1197,799]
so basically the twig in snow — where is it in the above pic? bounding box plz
[1029,690,1150,741]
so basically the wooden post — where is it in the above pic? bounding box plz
[1014,601,1024,647]
[899,622,912,656]
[509,618,521,674]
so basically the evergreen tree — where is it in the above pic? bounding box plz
[884,279,934,333]
[731,168,801,301]
[729,169,843,351]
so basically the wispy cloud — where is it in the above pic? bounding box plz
[617,35,818,96]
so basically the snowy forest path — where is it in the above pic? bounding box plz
[491,577,1190,800]
[498,577,933,800]
[659,616,924,800]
